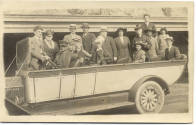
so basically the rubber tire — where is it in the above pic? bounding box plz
[135,81,165,114]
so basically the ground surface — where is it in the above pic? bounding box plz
[84,83,189,114]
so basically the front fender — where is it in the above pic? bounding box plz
[128,75,170,102]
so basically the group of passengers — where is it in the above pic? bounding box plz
[28,14,187,70]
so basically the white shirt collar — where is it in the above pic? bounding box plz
[168,46,172,51]
[145,22,149,26]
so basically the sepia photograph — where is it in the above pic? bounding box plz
[0,1,193,123]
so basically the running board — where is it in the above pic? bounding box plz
[6,91,133,115]
[34,101,135,115]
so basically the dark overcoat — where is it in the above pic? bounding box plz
[114,36,132,63]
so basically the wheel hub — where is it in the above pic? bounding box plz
[140,86,159,112]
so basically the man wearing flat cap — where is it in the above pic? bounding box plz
[81,23,96,55]
[93,26,117,64]
[29,25,50,70]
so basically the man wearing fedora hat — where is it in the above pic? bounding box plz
[63,24,82,44]
[164,36,187,60]
[55,24,83,68]
[93,26,117,64]
[29,25,50,70]
[81,23,96,55]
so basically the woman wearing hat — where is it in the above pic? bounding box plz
[133,42,146,63]
[114,27,132,63]
[158,27,169,57]
[43,29,59,64]
[133,24,150,61]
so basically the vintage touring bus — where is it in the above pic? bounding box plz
[5,37,187,115]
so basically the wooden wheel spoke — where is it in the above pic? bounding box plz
[146,103,150,111]
[151,100,157,107]
[149,103,153,111]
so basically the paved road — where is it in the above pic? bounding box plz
[85,83,189,114]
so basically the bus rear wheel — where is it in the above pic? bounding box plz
[135,81,165,114]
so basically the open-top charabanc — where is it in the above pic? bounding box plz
[5,37,187,115]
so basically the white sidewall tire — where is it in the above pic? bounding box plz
[135,81,165,114]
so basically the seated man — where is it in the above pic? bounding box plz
[94,35,112,65]
[55,39,78,68]
[133,42,146,63]
[73,42,92,67]
[164,36,187,60]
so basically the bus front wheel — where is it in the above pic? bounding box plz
[135,81,165,114]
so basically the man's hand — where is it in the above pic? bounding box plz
[181,54,187,59]
[88,54,92,58]
[42,55,50,62]
[114,57,117,62]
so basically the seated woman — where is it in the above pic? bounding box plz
[114,27,132,64]
[164,36,187,60]
[42,29,59,69]
[133,42,146,63]
[133,24,151,62]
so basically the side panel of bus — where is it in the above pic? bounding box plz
[25,62,185,103]
[94,64,185,94]
[60,75,75,99]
